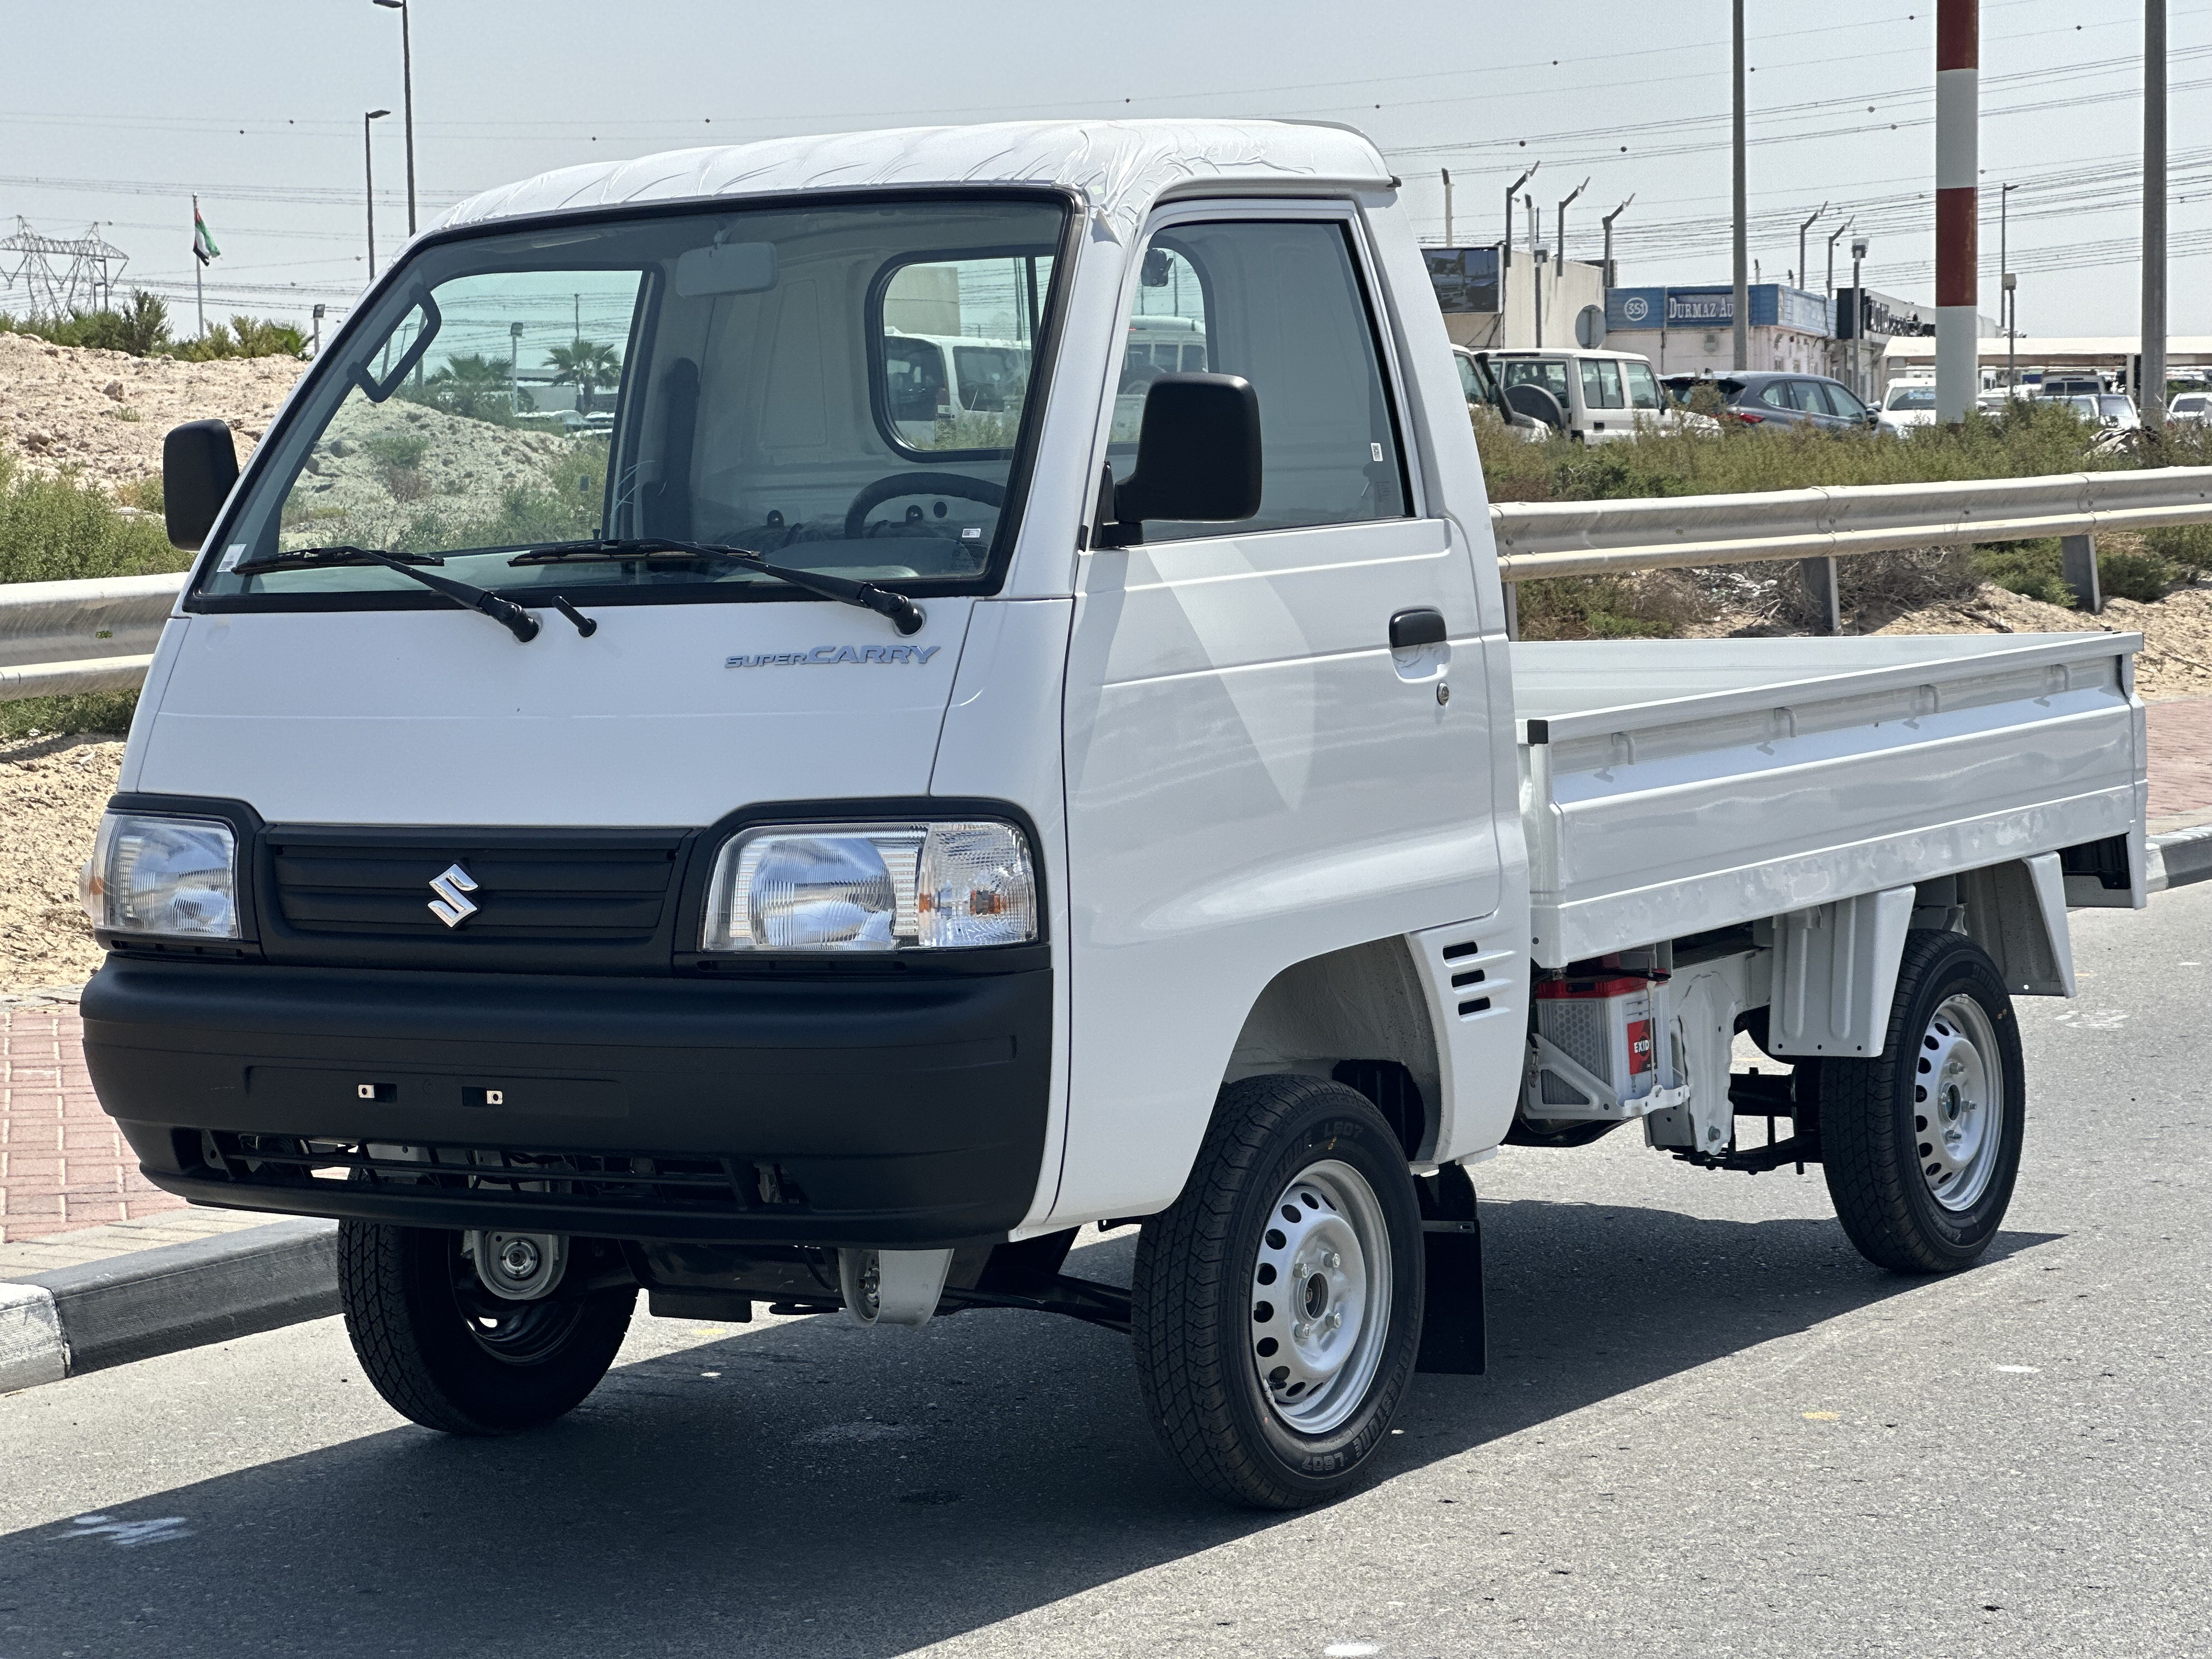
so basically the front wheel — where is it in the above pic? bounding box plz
[337,1223,636,1435]
[1131,1075,1425,1509]
[1819,930,2027,1274]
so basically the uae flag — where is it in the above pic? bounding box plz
[193,205,220,266]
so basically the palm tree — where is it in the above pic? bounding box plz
[545,338,622,416]
[423,352,512,419]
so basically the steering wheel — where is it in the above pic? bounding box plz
[843,472,1007,540]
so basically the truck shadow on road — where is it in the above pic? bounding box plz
[0,1198,2058,1658]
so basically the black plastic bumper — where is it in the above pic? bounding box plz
[81,958,1052,1249]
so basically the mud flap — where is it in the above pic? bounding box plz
[1415,1165,1485,1375]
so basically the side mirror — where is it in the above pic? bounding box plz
[164,419,240,551]
[1103,374,1261,545]
[1502,383,1566,430]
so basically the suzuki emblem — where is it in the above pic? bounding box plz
[427,862,480,928]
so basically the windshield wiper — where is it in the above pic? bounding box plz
[509,538,927,636]
[232,545,541,644]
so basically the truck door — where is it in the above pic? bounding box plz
[1056,203,1503,1220]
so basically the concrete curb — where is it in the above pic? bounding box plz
[0,1218,336,1395]
[2149,825,2212,893]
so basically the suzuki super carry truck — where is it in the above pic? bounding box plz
[81,121,2148,1509]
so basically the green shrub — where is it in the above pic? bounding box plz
[2097,547,2181,602]
[0,453,186,585]
[1967,540,2076,608]
[3,292,302,360]
[1514,572,1707,641]
[2143,522,2212,574]
[0,690,138,741]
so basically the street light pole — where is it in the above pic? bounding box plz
[1851,238,1870,399]
[1826,216,1854,377]
[1797,202,1827,297]
[1441,168,1453,245]
[1502,161,1538,347]
[371,0,417,237]
[1601,195,1634,289]
[2142,0,2168,429]
[1555,176,1588,334]
[364,109,390,279]
[1731,0,1748,371]
[2000,182,2019,390]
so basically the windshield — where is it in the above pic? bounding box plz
[2098,396,2135,420]
[194,194,1068,607]
[1885,385,1937,410]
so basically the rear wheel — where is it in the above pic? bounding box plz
[337,1223,635,1435]
[1819,930,2027,1273]
[1131,1075,1424,1509]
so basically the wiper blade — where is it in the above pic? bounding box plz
[509,538,926,636]
[233,544,539,644]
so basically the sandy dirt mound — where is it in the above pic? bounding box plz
[0,331,307,491]
[284,398,584,549]
[0,735,123,992]
[1877,580,2212,699]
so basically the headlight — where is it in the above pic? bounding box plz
[702,820,1036,952]
[82,812,241,939]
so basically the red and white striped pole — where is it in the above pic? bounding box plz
[1936,0,1979,424]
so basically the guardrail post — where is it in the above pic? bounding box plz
[1799,557,1842,635]
[1502,582,1520,641]
[2060,533,2102,614]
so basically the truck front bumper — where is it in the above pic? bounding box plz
[81,958,1052,1249]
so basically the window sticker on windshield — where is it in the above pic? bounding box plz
[217,544,247,573]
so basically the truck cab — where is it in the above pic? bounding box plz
[85,121,2147,1510]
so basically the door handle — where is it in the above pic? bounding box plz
[1389,608,1447,649]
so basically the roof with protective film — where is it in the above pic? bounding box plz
[436,120,1394,241]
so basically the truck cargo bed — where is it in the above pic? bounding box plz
[1511,634,2146,965]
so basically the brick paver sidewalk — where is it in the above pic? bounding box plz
[4,697,2207,1249]
[2147,697,2212,825]
[0,1000,184,1244]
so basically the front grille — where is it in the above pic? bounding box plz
[202,1132,813,1216]
[258,828,690,970]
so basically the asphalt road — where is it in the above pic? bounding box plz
[3,885,2207,1659]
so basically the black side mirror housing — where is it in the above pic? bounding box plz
[1104,374,1262,545]
[163,419,240,551]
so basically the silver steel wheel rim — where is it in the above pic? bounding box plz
[1915,994,2004,1212]
[1248,1159,1392,1435]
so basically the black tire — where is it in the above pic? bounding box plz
[337,1223,636,1435]
[1819,930,2027,1274]
[1131,1075,1425,1509]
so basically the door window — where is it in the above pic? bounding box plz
[1623,362,1662,409]
[1115,219,1407,540]
[1787,380,1830,414]
[1824,381,1869,419]
[1585,359,1626,409]
[1758,381,1794,411]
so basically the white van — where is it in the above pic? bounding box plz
[1476,347,1703,442]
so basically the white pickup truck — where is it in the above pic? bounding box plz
[83,121,2147,1510]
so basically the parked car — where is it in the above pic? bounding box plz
[1664,370,1878,433]
[1452,346,1548,441]
[1478,348,1713,442]
[2165,391,2210,425]
[1877,380,1940,436]
[2037,375,2109,400]
[2057,393,2142,433]
[99,119,2154,1511]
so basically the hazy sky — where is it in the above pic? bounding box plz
[2,0,2200,340]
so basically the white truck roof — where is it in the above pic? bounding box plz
[435,120,1395,241]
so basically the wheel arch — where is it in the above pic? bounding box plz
[1222,935,1443,1163]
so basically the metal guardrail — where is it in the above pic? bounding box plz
[6,464,2212,702]
[0,572,183,702]
[1488,466,2212,580]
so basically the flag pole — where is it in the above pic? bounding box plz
[193,194,205,339]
